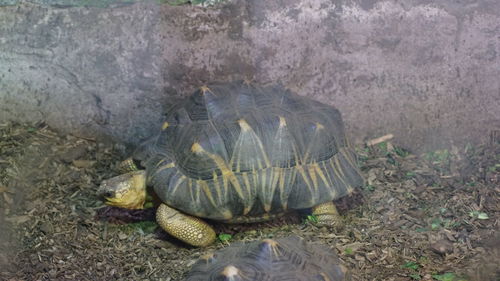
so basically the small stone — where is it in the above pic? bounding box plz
[49,269,58,278]
[118,232,128,240]
[430,239,453,255]
[354,254,365,262]
[60,145,87,163]
[40,221,54,234]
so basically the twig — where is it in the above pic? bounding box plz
[366,134,394,146]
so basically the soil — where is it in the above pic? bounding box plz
[0,122,498,281]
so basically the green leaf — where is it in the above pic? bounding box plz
[394,146,410,157]
[488,164,500,172]
[425,149,451,164]
[364,184,375,192]
[477,212,489,220]
[402,261,420,270]
[442,219,460,229]
[306,215,318,223]
[387,155,398,165]
[119,221,158,234]
[139,222,159,234]
[218,233,232,242]
[143,202,154,208]
[430,218,442,230]
[406,171,416,178]
[410,273,422,280]
[344,248,353,255]
[469,211,489,220]
[378,141,388,152]
[465,181,476,187]
[432,272,461,281]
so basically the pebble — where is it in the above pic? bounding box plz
[118,232,128,240]
[40,221,54,234]
[430,239,454,255]
[60,145,87,163]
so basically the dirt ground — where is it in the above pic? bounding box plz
[0,122,498,281]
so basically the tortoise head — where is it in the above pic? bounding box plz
[98,170,147,209]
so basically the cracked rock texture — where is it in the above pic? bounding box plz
[0,0,499,152]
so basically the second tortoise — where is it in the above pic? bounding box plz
[184,235,351,281]
[98,81,364,246]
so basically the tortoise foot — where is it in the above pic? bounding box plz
[156,204,216,247]
[312,201,344,229]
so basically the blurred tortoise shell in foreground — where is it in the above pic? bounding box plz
[183,235,351,281]
[99,81,364,246]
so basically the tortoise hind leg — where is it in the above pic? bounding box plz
[311,201,343,228]
[156,204,216,247]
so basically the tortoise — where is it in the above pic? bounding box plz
[98,81,364,247]
[183,236,351,281]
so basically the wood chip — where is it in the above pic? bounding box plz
[72,160,96,168]
[5,215,31,225]
[366,134,394,146]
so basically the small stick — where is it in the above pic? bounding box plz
[366,134,394,146]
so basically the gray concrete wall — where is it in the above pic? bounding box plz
[1,0,499,152]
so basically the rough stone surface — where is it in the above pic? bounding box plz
[1,0,499,152]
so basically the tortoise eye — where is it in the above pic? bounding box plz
[99,190,114,198]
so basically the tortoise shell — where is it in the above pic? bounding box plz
[183,236,351,281]
[137,81,363,221]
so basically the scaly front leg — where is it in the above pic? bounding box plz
[156,204,216,247]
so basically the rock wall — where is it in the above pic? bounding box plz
[1,0,499,152]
